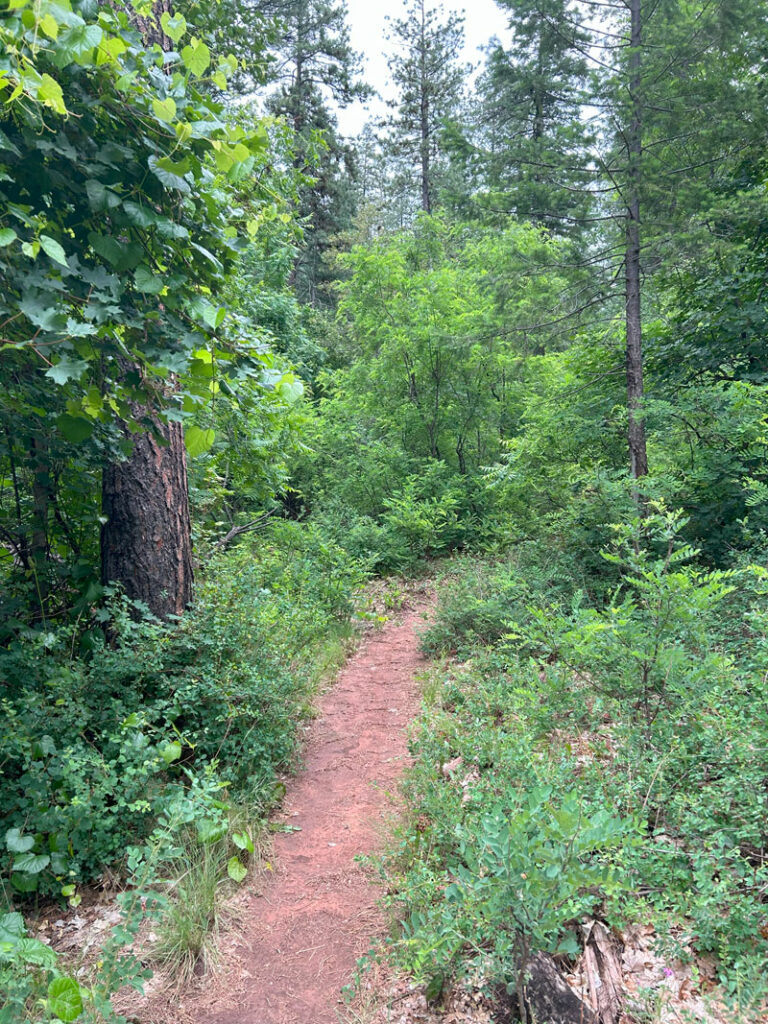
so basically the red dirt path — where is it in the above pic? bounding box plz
[179,594,431,1024]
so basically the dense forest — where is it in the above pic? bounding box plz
[1,0,768,1019]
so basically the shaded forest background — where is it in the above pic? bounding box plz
[2,0,768,1019]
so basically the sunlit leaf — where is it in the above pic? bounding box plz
[227,856,247,883]
[48,977,83,1023]
[184,425,215,457]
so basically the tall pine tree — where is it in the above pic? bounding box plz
[382,0,466,215]
[597,0,768,485]
[266,0,369,306]
[476,0,593,233]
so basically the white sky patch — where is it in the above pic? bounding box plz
[338,0,512,136]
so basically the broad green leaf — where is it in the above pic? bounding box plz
[11,872,39,893]
[0,912,25,944]
[13,852,50,874]
[0,129,21,155]
[160,11,187,43]
[4,828,33,853]
[115,71,137,90]
[57,414,94,442]
[38,74,66,114]
[66,318,97,338]
[15,937,58,965]
[96,36,127,64]
[189,241,221,268]
[48,977,83,1023]
[40,234,67,267]
[20,293,65,330]
[181,39,211,77]
[88,232,142,270]
[155,217,189,240]
[211,143,234,172]
[185,426,215,457]
[39,13,59,39]
[277,375,304,404]
[148,154,191,193]
[196,301,226,329]
[159,740,182,764]
[57,23,102,61]
[0,228,17,246]
[81,386,103,417]
[134,265,164,294]
[122,200,157,228]
[196,818,227,844]
[227,856,247,883]
[46,357,89,385]
[232,832,254,853]
[153,97,176,123]
[85,179,120,211]
[43,4,83,28]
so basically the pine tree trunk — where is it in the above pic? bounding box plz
[101,416,193,619]
[625,0,648,486]
[419,0,431,213]
[99,3,194,621]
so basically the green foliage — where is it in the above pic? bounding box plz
[387,512,768,1011]
[0,772,236,1022]
[0,521,362,898]
[515,506,735,730]
[420,555,550,660]
[380,0,466,215]
[0,911,84,1024]
[0,0,272,424]
[335,215,572,474]
[379,642,638,1002]
[438,791,633,986]
[397,786,634,995]
[473,0,594,232]
[262,0,370,306]
[0,0,308,626]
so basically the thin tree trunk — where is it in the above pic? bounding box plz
[101,415,193,619]
[29,433,52,615]
[625,0,648,488]
[419,0,431,213]
[30,435,50,566]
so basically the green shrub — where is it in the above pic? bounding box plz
[420,557,532,659]
[386,509,768,1012]
[0,521,362,900]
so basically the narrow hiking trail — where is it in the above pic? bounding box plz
[177,590,433,1024]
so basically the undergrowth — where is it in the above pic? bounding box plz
[380,506,768,1018]
[0,520,363,1020]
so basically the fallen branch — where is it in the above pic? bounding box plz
[583,920,623,1024]
[214,511,275,549]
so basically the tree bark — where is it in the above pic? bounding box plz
[99,3,194,621]
[128,0,172,50]
[625,0,648,487]
[101,415,193,619]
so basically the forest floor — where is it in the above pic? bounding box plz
[29,578,741,1024]
[161,581,439,1024]
[34,579,497,1024]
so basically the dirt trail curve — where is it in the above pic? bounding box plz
[179,591,432,1024]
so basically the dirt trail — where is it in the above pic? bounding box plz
[179,593,431,1024]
